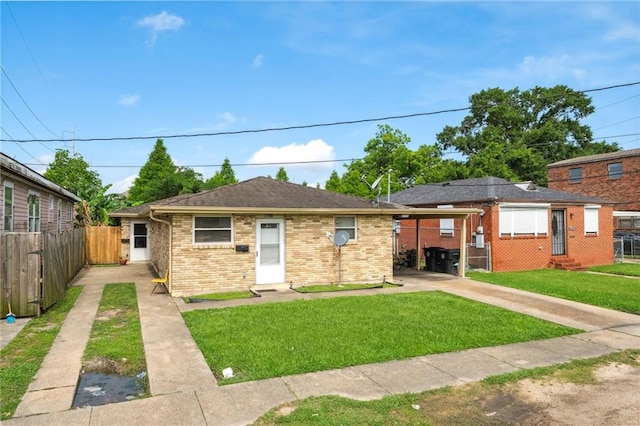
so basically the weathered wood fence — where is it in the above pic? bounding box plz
[85,226,121,264]
[1,228,85,318]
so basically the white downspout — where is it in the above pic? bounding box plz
[149,210,172,293]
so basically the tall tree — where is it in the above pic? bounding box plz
[204,158,238,189]
[176,167,205,194]
[44,149,125,225]
[128,139,181,204]
[325,170,343,192]
[275,167,289,182]
[436,85,618,184]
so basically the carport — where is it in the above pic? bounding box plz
[391,207,482,277]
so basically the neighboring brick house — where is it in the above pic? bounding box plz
[547,148,640,234]
[110,177,478,296]
[390,177,614,272]
[1,152,80,233]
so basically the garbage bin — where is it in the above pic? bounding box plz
[436,248,449,273]
[424,247,442,271]
[445,248,461,275]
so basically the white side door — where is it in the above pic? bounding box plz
[130,221,150,261]
[256,218,285,284]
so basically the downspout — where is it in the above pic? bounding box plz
[459,215,468,278]
[149,210,172,294]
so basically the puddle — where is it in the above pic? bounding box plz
[72,372,146,408]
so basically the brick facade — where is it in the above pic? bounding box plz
[396,203,613,272]
[146,213,393,297]
[547,150,640,211]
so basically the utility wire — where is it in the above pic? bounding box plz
[1,66,60,138]
[3,81,639,144]
[0,97,54,151]
[0,126,44,163]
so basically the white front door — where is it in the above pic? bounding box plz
[130,221,150,261]
[256,218,285,284]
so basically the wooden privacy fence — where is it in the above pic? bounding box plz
[85,226,121,264]
[1,228,86,318]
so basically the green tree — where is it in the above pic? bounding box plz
[44,149,125,225]
[325,170,343,192]
[275,167,289,182]
[436,85,618,184]
[176,167,204,194]
[411,145,468,185]
[128,139,182,204]
[204,158,238,189]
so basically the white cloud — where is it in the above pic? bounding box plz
[137,11,185,46]
[252,54,264,68]
[118,94,141,106]
[108,175,137,194]
[518,55,586,81]
[248,139,336,169]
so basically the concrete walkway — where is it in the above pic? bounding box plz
[2,265,640,425]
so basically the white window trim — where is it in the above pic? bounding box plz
[437,205,455,236]
[584,205,600,235]
[192,215,234,245]
[3,181,14,232]
[27,190,41,232]
[499,203,550,237]
[335,216,357,240]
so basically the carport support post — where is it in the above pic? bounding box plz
[415,218,421,270]
[458,215,467,277]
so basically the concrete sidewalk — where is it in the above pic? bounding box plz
[3,265,640,425]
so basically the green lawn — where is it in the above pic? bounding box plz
[83,283,146,376]
[0,286,83,420]
[183,291,579,384]
[589,262,640,277]
[468,269,640,315]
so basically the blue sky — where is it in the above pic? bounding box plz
[2,1,639,193]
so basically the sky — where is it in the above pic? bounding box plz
[1,1,639,193]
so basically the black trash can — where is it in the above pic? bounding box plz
[445,248,461,275]
[436,248,449,273]
[424,247,442,271]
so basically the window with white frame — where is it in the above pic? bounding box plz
[437,205,454,236]
[28,191,41,232]
[193,216,232,244]
[49,197,54,222]
[3,182,14,232]
[57,200,62,232]
[335,216,357,240]
[499,203,549,236]
[584,205,600,235]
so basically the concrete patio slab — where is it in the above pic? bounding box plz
[479,341,571,369]
[356,358,463,394]
[422,349,518,383]
[284,367,389,400]
[197,378,295,425]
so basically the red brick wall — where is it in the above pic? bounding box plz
[396,203,614,272]
[548,155,640,211]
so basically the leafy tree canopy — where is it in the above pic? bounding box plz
[128,139,183,204]
[204,158,238,189]
[436,85,618,184]
[275,167,289,182]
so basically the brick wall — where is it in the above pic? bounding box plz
[548,155,640,211]
[397,203,613,272]
[167,213,394,297]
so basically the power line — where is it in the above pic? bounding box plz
[0,97,54,151]
[0,126,44,163]
[2,81,639,144]
[1,66,60,138]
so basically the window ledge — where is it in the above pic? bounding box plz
[192,244,234,249]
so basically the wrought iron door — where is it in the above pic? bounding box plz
[551,210,566,255]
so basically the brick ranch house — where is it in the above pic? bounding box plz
[389,177,614,272]
[547,148,640,234]
[1,152,80,233]
[110,177,479,297]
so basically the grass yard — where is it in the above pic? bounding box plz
[294,283,399,293]
[589,262,640,278]
[183,291,579,384]
[83,283,146,376]
[468,269,640,315]
[0,286,83,420]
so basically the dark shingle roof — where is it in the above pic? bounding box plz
[389,176,611,206]
[547,148,640,168]
[112,177,395,216]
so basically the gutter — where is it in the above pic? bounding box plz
[149,209,172,294]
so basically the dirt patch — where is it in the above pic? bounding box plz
[82,356,130,376]
[95,309,123,321]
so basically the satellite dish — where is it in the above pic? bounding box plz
[334,231,350,247]
[371,175,383,189]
